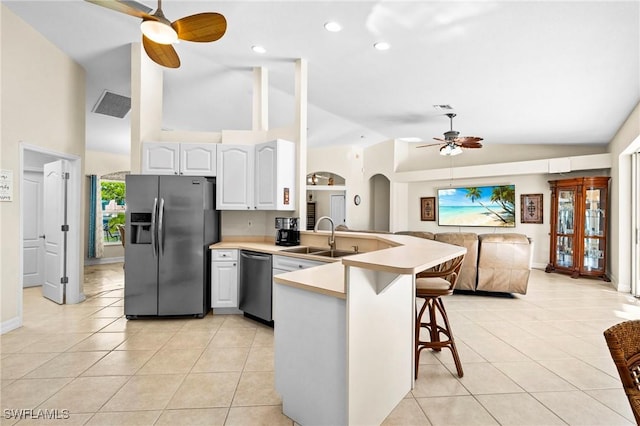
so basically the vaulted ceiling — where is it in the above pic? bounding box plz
[4,1,639,155]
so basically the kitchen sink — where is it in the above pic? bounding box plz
[280,246,328,254]
[279,246,358,258]
[310,249,358,258]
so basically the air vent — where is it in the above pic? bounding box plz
[92,90,131,118]
[433,105,454,111]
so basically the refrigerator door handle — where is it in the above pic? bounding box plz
[158,197,165,256]
[151,197,158,258]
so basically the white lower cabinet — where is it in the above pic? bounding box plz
[211,249,238,308]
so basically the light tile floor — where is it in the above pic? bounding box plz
[1,264,639,425]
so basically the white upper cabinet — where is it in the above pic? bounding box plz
[216,145,254,210]
[180,143,217,176]
[216,140,295,211]
[142,142,180,175]
[142,142,216,176]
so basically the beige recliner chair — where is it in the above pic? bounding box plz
[434,233,478,291]
[477,233,532,294]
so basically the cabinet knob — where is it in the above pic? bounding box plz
[233,263,236,266]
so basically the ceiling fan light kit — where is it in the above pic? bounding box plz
[439,143,463,156]
[140,20,177,44]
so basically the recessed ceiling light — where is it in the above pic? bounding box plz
[373,41,391,51]
[251,45,266,54]
[324,21,342,32]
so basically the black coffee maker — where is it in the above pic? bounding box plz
[275,217,300,246]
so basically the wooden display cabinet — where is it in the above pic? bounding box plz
[545,176,610,281]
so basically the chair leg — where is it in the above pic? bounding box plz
[435,297,463,378]
[415,295,464,379]
[415,298,428,379]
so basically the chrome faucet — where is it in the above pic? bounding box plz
[314,216,336,251]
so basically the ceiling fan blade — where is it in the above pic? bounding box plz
[416,142,443,148]
[84,0,156,20]
[143,35,180,68]
[433,137,447,142]
[458,142,483,149]
[455,136,484,144]
[172,13,227,42]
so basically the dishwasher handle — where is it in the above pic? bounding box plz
[241,252,271,261]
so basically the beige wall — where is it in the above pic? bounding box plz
[608,102,640,291]
[307,145,367,230]
[1,5,86,327]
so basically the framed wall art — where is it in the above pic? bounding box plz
[420,197,436,221]
[437,185,516,227]
[520,193,543,224]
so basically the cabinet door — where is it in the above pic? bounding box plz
[255,141,277,209]
[582,186,607,274]
[216,145,253,210]
[180,143,217,176]
[142,142,180,175]
[212,261,238,308]
[255,140,296,211]
[555,189,576,269]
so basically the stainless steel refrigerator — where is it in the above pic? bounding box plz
[124,175,220,318]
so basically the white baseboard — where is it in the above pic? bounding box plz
[1,316,22,334]
[532,263,547,269]
[85,256,124,266]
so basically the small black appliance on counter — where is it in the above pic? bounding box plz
[275,217,300,246]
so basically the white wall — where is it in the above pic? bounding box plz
[608,102,640,291]
[1,5,86,328]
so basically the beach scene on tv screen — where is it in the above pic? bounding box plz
[438,185,516,227]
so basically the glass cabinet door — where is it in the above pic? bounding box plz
[583,237,605,272]
[556,235,574,268]
[584,188,605,237]
[555,189,575,268]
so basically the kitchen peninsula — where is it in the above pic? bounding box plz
[213,231,466,425]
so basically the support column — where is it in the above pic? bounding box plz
[252,67,268,131]
[130,43,163,173]
[295,59,308,229]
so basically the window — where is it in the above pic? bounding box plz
[101,180,125,244]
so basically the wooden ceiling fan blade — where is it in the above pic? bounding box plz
[172,13,227,42]
[143,35,180,68]
[84,0,156,20]
[459,142,483,149]
[433,137,447,142]
[455,136,484,144]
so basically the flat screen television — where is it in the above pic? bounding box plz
[437,185,516,227]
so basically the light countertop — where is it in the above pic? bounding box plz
[210,231,466,299]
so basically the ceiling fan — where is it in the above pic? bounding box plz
[85,0,227,68]
[417,113,483,156]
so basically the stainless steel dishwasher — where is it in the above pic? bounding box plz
[239,250,273,324]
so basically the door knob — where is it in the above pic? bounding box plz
[38,234,45,239]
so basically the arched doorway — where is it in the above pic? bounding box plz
[369,174,390,231]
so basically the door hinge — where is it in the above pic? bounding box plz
[63,172,70,180]
[60,276,68,284]
[61,224,69,232]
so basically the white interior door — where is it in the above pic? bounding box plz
[330,194,346,226]
[43,160,68,304]
[23,171,45,287]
